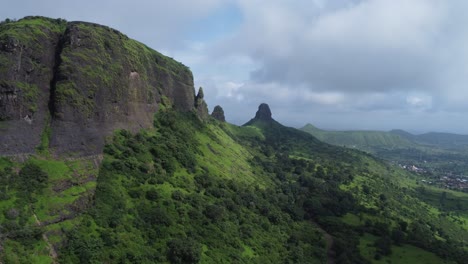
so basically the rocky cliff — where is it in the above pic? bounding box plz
[0,16,198,156]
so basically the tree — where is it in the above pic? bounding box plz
[167,238,201,264]
[391,229,406,246]
[374,236,392,256]
[18,163,48,196]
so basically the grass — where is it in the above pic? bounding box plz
[0,16,66,44]
[0,157,12,170]
[341,213,362,226]
[195,123,269,187]
[15,81,39,113]
[36,114,52,156]
[241,244,256,258]
[0,155,98,261]
[359,233,454,264]
[29,157,72,181]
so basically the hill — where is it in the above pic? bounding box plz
[391,130,468,150]
[301,124,416,152]
[301,124,468,175]
[302,124,468,152]
[0,17,467,264]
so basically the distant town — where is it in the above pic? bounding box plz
[399,164,468,191]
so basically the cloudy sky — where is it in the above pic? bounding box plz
[3,0,468,133]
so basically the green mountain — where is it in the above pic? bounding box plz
[301,124,416,151]
[302,124,468,152]
[0,17,467,264]
[301,124,468,175]
[392,130,468,150]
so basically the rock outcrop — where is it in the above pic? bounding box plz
[211,105,225,122]
[0,16,199,156]
[254,103,272,121]
[195,87,209,120]
[243,103,279,127]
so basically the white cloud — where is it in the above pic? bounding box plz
[406,95,432,109]
[0,0,229,50]
[213,0,468,114]
[4,0,468,132]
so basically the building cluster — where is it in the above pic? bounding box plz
[399,163,468,191]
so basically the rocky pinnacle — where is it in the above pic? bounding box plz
[254,103,272,121]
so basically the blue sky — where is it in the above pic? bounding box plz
[3,0,468,134]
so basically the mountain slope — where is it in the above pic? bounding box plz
[1,103,467,263]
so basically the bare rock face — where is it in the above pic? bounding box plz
[195,87,209,120]
[0,17,63,155]
[0,16,198,156]
[255,103,272,121]
[211,105,225,122]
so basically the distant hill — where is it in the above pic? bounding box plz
[302,124,468,152]
[300,124,416,152]
[391,130,468,150]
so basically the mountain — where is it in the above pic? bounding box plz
[391,130,468,150]
[301,125,468,175]
[302,124,468,152]
[0,17,467,264]
[0,16,207,157]
[301,124,416,151]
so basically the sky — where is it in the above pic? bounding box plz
[2,0,468,134]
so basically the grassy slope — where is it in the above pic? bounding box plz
[359,233,453,264]
[56,112,327,263]
[0,156,98,264]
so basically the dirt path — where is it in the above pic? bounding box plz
[322,231,335,264]
[33,213,58,264]
[314,223,336,264]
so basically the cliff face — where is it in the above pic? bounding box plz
[0,16,197,156]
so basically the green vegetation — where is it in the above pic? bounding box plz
[0,16,66,45]
[36,114,52,156]
[58,111,327,263]
[1,108,467,263]
[359,233,453,264]
[0,156,98,263]
[15,81,40,113]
